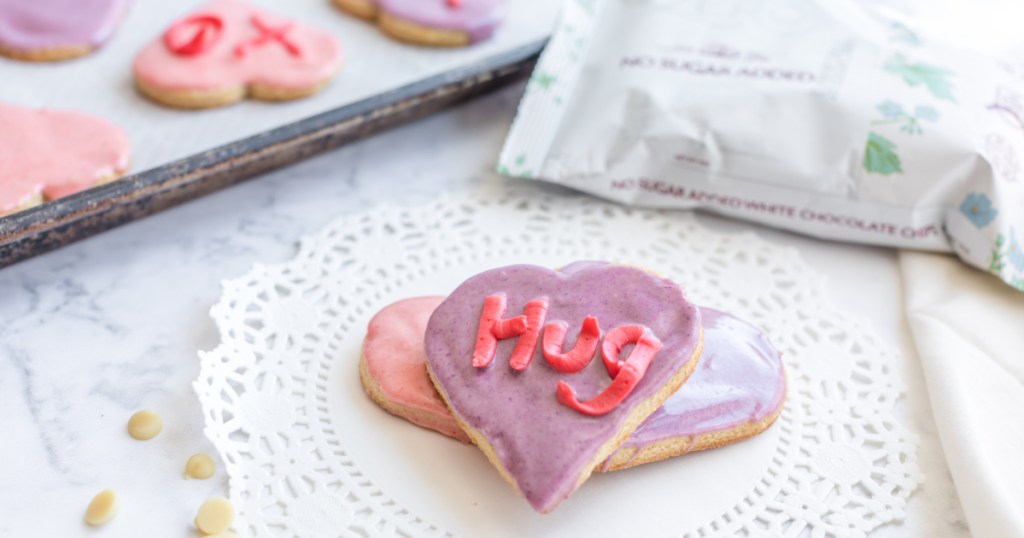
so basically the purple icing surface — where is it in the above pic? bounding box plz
[614,308,785,454]
[424,264,701,513]
[0,0,129,50]
[375,0,505,43]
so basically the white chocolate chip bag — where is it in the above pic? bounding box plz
[499,0,1024,291]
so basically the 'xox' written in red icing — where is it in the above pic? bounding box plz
[472,294,663,415]
[163,13,303,58]
[234,14,303,58]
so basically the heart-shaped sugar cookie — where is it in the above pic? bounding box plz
[0,0,130,61]
[132,0,343,109]
[0,103,130,215]
[424,264,703,512]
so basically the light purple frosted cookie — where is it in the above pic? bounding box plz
[424,263,704,513]
[332,0,504,47]
[0,0,131,61]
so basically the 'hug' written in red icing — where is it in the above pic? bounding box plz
[471,293,663,416]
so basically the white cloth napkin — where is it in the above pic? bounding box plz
[900,251,1024,537]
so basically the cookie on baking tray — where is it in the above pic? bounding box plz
[0,0,130,61]
[333,0,505,47]
[421,263,704,513]
[0,103,130,216]
[132,0,343,109]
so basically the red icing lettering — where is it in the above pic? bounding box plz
[602,324,659,377]
[447,0,462,7]
[471,294,664,415]
[472,294,524,368]
[541,317,601,373]
[556,324,663,416]
[508,298,549,371]
[164,14,224,56]
[472,295,548,370]
[234,14,302,59]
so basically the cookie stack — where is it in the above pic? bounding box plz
[360,262,787,512]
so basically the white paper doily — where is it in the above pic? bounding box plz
[197,183,922,537]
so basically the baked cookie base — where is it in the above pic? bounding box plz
[332,0,378,20]
[377,13,471,48]
[428,330,704,513]
[359,352,472,444]
[0,42,95,62]
[599,394,785,472]
[134,74,337,109]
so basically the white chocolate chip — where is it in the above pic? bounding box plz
[84,489,119,526]
[195,496,234,535]
[185,452,216,479]
[127,409,163,440]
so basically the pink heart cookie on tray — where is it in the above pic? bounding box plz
[132,0,343,109]
[0,103,130,216]
[424,263,704,513]
[0,0,131,61]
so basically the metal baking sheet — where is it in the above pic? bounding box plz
[0,0,554,267]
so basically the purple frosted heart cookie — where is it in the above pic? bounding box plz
[0,0,131,61]
[332,0,505,47]
[424,263,703,513]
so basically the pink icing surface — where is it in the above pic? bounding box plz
[424,264,701,513]
[0,103,130,212]
[362,294,785,469]
[132,0,342,92]
[363,296,471,443]
[0,0,129,51]
[375,0,505,42]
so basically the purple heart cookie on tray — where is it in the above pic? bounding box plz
[0,0,131,61]
[424,263,704,513]
[332,0,505,47]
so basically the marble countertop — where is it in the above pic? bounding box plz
[0,82,971,537]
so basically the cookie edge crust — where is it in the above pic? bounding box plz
[0,42,95,62]
[1,168,127,217]
[427,328,704,513]
[377,12,471,47]
[359,348,473,444]
[331,0,378,20]
[132,66,340,109]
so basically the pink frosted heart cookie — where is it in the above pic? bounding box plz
[132,0,343,109]
[361,295,786,471]
[424,263,703,513]
[0,103,130,216]
[0,0,131,61]
[360,296,472,443]
[332,0,505,47]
